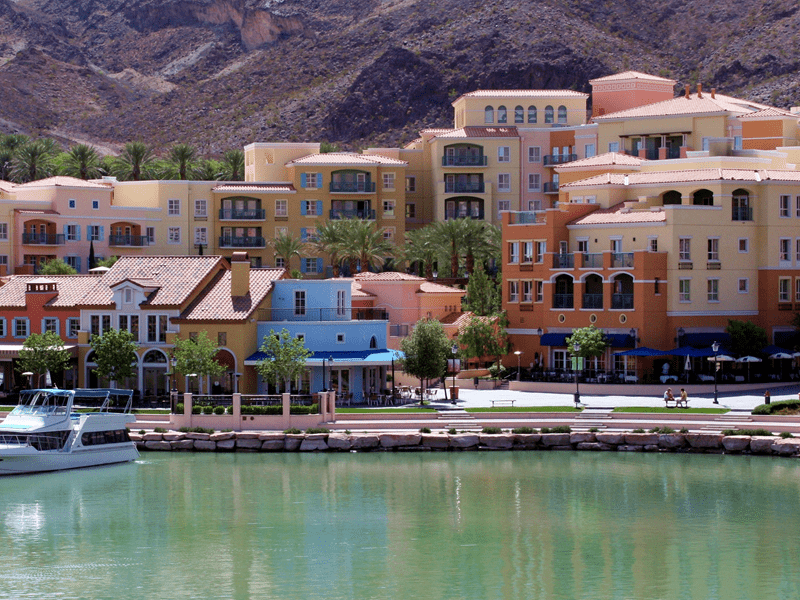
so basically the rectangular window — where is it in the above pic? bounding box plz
[194,199,207,218]
[90,315,112,337]
[707,279,719,302]
[584,143,596,158]
[88,225,101,241]
[337,290,346,316]
[405,203,416,219]
[734,136,743,150]
[797,239,800,263]
[648,237,658,252]
[497,200,510,219]
[168,227,181,244]
[64,256,79,272]
[780,278,791,302]
[535,280,544,302]
[780,195,791,217]
[679,238,691,261]
[194,227,207,246]
[383,227,395,241]
[508,281,519,303]
[498,146,510,163]
[66,318,79,338]
[535,241,545,263]
[383,200,395,217]
[305,173,319,189]
[528,147,541,163]
[218,332,227,346]
[275,199,288,217]
[168,199,180,216]
[738,278,749,293]
[294,290,306,316]
[498,174,511,192]
[577,239,589,253]
[146,227,155,244]
[679,279,691,302]
[68,199,76,209]
[780,238,791,262]
[303,201,318,217]
[405,176,416,193]
[43,317,58,333]
[527,173,541,191]
[382,173,395,189]
[522,280,533,302]
[796,278,800,302]
[522,241,533,263]
[608,142,619,153]
[707,238,719,262]
[147,315,168,343]
[13,318,29,338]
[739,238,749,253]
[65,224,78,241]
[275,257,285,268]
[508,242,519,264]
[119,315,139,340]
[92,200,99,210]
[124,288,133,304]
[0,223,7,240]
[336,333,345,344]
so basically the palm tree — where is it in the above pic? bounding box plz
[271,231,307,272]
[113,142,156,181]
[0,134,29,180]
[60,144,103,180]
[11,139,57,183]
[339,219,394,274]
[166,143,197,180]
[432,218,469,278]
[461,221,500,275]
[402,227,438,278]
[195,159,223,181]
[221,149,244,181]
[312,219,349,277]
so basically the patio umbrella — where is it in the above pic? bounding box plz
[769,352,793,380]
[707,354,735,362]
[736,355,762,382]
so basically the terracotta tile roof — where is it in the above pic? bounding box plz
[555,152,644,170]
[563,168,800,189]
[594,93,775,120]
[15,176,110,189]
[440,311,472,325]
[419,281,467,294]
[458,90,589,99]
[85,255,225,307]
[0,180,14,192]
[590,71,676,84]
[431,127,519,139]
[570,203,667,226]
[177,268,286,321]
[346,280,374,298]
[285,153,407,167]
[737,107,798,120]
[354,272,426,282]
[0,275,101,308]
[213,183,296,193]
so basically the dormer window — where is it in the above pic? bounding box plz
[124,288,133,304]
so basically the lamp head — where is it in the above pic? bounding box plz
[712,341,719,352]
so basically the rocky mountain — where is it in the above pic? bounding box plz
[2,0,800,155]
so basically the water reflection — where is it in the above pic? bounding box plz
[0,453,799,599]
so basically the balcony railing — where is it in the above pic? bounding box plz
[543,153,578,166]
[445,181,485,194]
[22,233,65,245]
[329,181,376,193]
[553,253,574,269]
[611,293,634,309]
[508,211,545,225]
[108,234,150,247]
[390,324,410,337]
[543,182,559,194]
[256,307,389,322]
[330,209,376,220]
[582,294,604,309]
[582,253,603,269]
[611,252,634,268]
[219,208,266,220]
[442,155,488,167]
[553,294,574,309]
[219,236,266,248]
[732,206,753,221]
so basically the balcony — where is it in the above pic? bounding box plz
[329,209,376,220]
[442,155,488,167]
[543,182,559,194]
[445,181,485,194]
[543,153,578,166]
[732,206,753,221]
[611,252,634,268]
[256,307,389,322]
[109,234,150,247]
[219,236,266,248]
[707,261,721,270]
[582,294,604,309]
[582,253,603,269]
[553,294,574,309]
[329,181,376,193]
[552,253,574,269]
[219,208,266,220]
[390,324,410,337]
[611,293,634,309]
[22,233,65,246]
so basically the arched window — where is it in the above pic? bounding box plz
[557,105,567,124]
[143,350,167,363]
[662,190,682,205]
[497,106,507,123]
[514,106,524,123]
[732,188,751,221]
[484,106,494,124]
[369,336,377,349]
[545,105,554,124]
[528,106,537,123]
[692,189,714,206]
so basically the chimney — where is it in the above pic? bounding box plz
[697,83,703,98]
[685,85,690,99]
[230,251,250,297]
[711,88,716,99]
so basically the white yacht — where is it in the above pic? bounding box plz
[0,388,139,475]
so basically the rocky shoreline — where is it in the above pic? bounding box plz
[131,431,800,456]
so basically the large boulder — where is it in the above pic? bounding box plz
[449,434,479,449]
[685,434,723,449]
[596,432,625,445]
[170,439,195,450]
[236,438,263,450]
[576,442,603,451]
[749,436,776,453]
[351,434,381,449]
[570,432,596,444]
[380,433,422,448]
[142,432,164,441]
[479,434,514,449]
[513,433,541,448]
[658,434,686,449]
[300,438,329,451]
[327,434,353,450]
[261,439,285,451]
[237,432,261,440]
[771,438,800,455]
[421,434,450,449]
[216,439,236,450]
[540,433,571,447]
[144,440,171,451]
[721,436,750,452]
[193,440,216,451]
[211,431,235,441]
[284,435,304,451]
[625,433,660,446]
[186,432,211,441]
[162,432,185,441]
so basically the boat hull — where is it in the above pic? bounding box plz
[0,444,139,475]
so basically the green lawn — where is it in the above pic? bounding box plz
[612,407,729,414]
[337,408,437,414]
[467,406,582,413]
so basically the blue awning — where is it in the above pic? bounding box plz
[540,333,569,346]
[774,331,797,349]
[606,334,635,348]
[668,346,717,357]
[613,346,669,357]
[762,345,790,357]
[683,332,730,347]
[244,348,403,366]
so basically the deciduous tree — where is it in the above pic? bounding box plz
[173,332,226,395]
[400,319,451,402]
[255,328,312,393]
[90,328,139,388]
[18,331,72,387]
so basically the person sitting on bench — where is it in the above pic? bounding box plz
[676,388,689,408]
[664,388,674,407]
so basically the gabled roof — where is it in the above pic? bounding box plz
[419,281,467,294]
[15,176,111,189]
[569,203,667,226]
[430,127,519,140]
[285,153,407,167]
[590,71,676,84]
[737,107,798,120]
[354,272,465,295]
[0,275,100,308]
[213,183,296,193]
[555,152,644,170]
[594,93,776,121]
[177,268,286,322]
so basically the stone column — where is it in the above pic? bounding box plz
[282,392,290,429]
[232,392,241,427]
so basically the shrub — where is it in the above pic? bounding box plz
[632,428,645,433]
[448,428,457,435]
[419,427,431,433]
[213,406,226,415]
[588,427,599,433]
[679,427,689,434]
[154,427,167,433]
[138,429,145,435]
[650,426,675,434]
[512,426,536,434]
[305,427,330,434]
[192,405,202,414]
[481,426,502,434]
[284,427,302,434]
[780,432,794,438]
[227,406,235,415]
[344,430,351,435]
[178,426,214,434]
[722,429,774,436]
[541,426,571,434]
[176,403,184,413]
[752,400,800,415]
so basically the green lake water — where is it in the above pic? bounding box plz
[2,451,800,600]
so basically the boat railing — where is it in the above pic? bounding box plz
[0,431,70,451]
[72,389,134,413]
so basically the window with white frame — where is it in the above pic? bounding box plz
[535,241,546,263]
[68,199,76,209]
[194,227,207,246]
[124,288,133,304]
[405,176,416,192]
[336,333,345,344]
[734,136,743,150]
[707,238,719,262]
[194,199,207,218]
[498,173,511,192]
[13,317,29,338]
[336,290,346,316]
[779,278,791,302]
[608,142,619,153]
[508,281,519,302]
[780,238,791,262]
[796,278,800,302]
[738,278,749,293]
[528,200,542,211]
[168,199,180,216]
[275,199,288,217]
[382,173,395,190]
[498,146,510,163]
[119,315,139,340]
[275,257,285,268]
[90,314,112,337]
[406,203,416,219]
[577,239,589,253]
[707,278,719,302]
[780,195,791,217]
[168,227,181,244]
[92,200,99,210]
[522,280,533,302]
[497,200,510,218]
[648,237,658,252]
[383,227,395,241]
[305,173,319,189]
[535,280,544,302]
[796,239,800,262]
[147,314,168,343]
[679,238,691,261]
[88,225,101,241]
[739,238,749,253]
[43,317,58,334]
[383,200,395,217]
[294,290,306,316]
[522,241,533,263]
[584,143,596,158]
[508,242,519,264]
[528,147,541,163]
[0,223,7,240]
[528,173,541,191]
[679,279,691,302]
[65,224,78,241]
[304,201,319,217]
[146,227,155,244]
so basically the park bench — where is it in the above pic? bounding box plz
[491,399,516,408]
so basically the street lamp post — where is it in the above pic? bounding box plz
[573,342,581,408]
[451,344,458,405]
[322,357,328,392]
[712,341,720,404]
[514,350,522,382]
